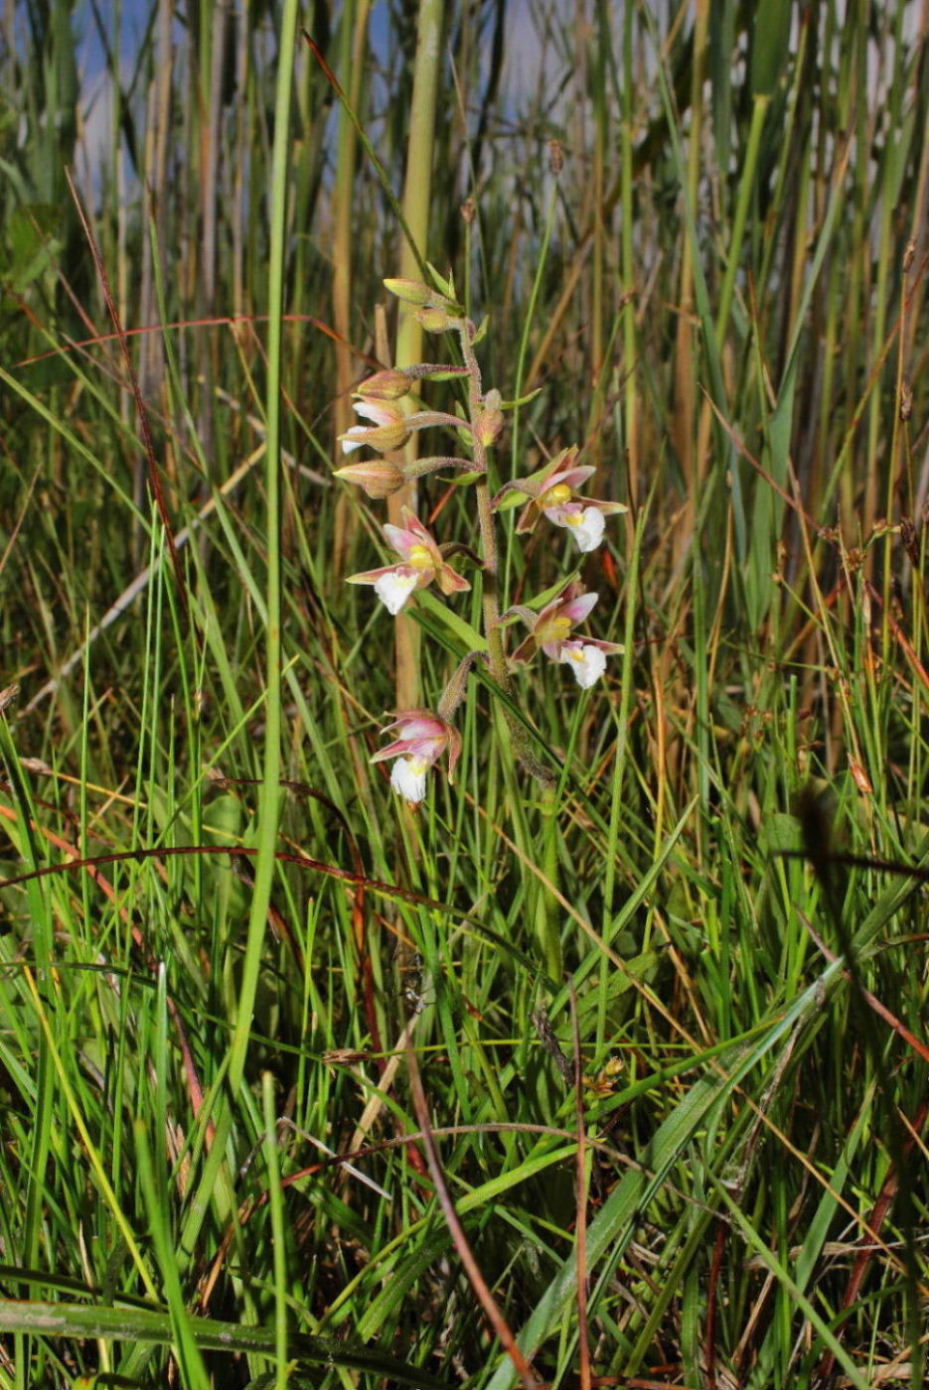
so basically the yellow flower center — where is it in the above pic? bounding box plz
[408,544,433,570]
[539,615,573,644]
[541,482,573,507]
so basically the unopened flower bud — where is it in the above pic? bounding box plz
[384,277,462,326]
[416,305,453,333]
[334,459,407,498]
[476,407,504,446]
[383,277,436,307]
[355,369,413,402]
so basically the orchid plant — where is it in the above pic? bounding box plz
[336,272,627,805]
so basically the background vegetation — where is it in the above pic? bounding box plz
[1,0,929,1386]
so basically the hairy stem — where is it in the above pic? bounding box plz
[460,328,510,693]
[459,320,553,787]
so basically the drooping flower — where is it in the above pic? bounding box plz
[346,508,471,615]
[337,394,475,465]
[371,710,462,804]
[494,448,627,553]
[509,583,623,689]
[338,400,411,455]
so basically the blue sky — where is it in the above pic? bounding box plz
[69,0,556,189]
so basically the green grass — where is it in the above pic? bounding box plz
[2,0,929,1387]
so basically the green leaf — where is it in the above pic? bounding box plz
[415,588,486,654]
[0,1299,456,1389]
[471,315,490,345]
[492,487,528,512]
[750,0,792,98]
[500,386,544,410]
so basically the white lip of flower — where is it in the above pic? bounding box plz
[374,571,419,615]
[562,643,607,689]
[340,430,366,454]
[390,755,429,803]
[564,507,606,553]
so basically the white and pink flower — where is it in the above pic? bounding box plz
[337,396,476,463]
[494,448,626,553]
[509,583,622,689]
[371,710,462,804]
[346,508,471,615]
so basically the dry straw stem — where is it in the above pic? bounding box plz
[389,0,445,713]
[405,1035,544,1390]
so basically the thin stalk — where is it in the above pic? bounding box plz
[263,1073,290,1388]
[669,0,705,554]
[227,0,300,1094]
[509,161,559,492]
[715,96,769,349]
[391,0,445,712]
[332,0,371,573]
[457,322,549,793]
[135,1117,211,1388]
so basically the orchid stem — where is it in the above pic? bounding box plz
[458,325,506,678]
[459,320,553,787]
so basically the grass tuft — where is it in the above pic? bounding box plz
[2,1,929,1387]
